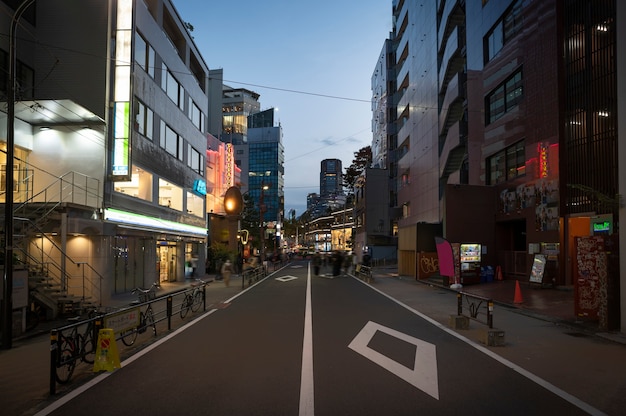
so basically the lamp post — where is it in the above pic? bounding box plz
[258,183,269,262]
[2,0,36,350]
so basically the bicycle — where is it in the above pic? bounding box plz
[55,309,101,384]
[120,282,159,347]
[180,279,209,319]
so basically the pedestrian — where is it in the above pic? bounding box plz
[332,250,343,276]
[221,259,233,287]
[313,251,321,276]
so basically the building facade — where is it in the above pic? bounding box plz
[381,0,623,331]
[1,0,212,317]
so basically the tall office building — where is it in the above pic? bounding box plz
[1,0,212,313]
[320,159,343,197]
[247,108,285,248]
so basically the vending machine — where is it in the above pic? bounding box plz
[460,243,481,284]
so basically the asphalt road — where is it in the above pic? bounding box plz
[36,261,597,415]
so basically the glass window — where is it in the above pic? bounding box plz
[160,121,183,160]
[186,192,204,218]
[114,166,153,201]
[487,140,525,185]
[158,178,183,211]
[134,99,153,140]
[486,68,523,124]
[187,144,204,175]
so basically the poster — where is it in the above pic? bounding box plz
[529,254,546,284]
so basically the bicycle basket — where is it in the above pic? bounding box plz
[138,290,156,302]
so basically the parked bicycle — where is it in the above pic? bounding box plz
[120,282,160,347]
[55,309,101,384]
[180,279,209,319]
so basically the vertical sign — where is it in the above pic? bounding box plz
[111,0,133,180]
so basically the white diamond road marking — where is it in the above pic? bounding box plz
[276,275,298,282]
[348,321,439,400]
[291,265,304,268]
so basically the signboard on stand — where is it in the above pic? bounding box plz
[529,254,546,285]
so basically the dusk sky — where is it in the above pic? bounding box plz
[174,1,393,217]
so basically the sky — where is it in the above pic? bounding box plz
[173,1,393,217]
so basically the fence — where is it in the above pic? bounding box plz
[49,284,207,394]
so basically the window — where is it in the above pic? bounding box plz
[483,0,523,63]
[487,140,525,185]
[160,64,184,111]
[187,144,204,175]
[114,166,153,201]
[486,68,523,124]
[160,121,183,161]
[134,32,155,78]
[186,192,204,218]
[158,178,183,211]
[134,98,154,140]
[1,49,35,100]
[189,98,204,132]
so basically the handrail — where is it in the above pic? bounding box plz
[14,217,105,302]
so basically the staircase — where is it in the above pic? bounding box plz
[3,170,103,319]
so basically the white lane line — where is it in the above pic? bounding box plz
[299,263,315,416]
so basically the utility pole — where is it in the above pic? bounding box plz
[2,0,36,350]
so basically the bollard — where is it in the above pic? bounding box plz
[487,300,494,329]
[202,285,206,311]
[50,330,58,395]
[167,296,173,330]
[457,293,462,316]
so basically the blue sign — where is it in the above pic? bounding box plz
[192,179,207,196]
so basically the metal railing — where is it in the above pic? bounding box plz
[456,291,494,329]
[241,265,267,288]
[49,284,208,394]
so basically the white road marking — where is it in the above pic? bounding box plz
[276,275,298,282]
[355,278,607,416]
[299,263,315,416]
[348,321,439,400]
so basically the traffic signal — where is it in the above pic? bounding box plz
[224,186,243,216]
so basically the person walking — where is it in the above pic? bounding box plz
[221,259,233,287]
[312,251,322,276]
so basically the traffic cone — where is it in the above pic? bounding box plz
[496,265,503,281]
[514,280,524,304]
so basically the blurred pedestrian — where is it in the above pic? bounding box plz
[221,259,233,287]
[313,251,322,276]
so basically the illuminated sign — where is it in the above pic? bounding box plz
[104,208,207,236]
[593,221,611,233]
[226,143,233,186]
[538,142,549,178]
[111,0,133,181]
[192,179,207,196]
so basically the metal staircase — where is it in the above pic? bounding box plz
[3,170,103,319]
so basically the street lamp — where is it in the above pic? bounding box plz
[258,183,269,262]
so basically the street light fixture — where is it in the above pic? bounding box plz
[259,183,269,262]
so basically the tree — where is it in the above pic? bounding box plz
[343,146,372,190]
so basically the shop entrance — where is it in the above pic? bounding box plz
[495,219,527,279]
[158,243,178,283]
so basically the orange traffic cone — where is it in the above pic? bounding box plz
[514,280,524,304]
[495,265,503,281]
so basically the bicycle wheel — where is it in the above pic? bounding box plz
[55,337,77,384]
[191,290,203,312]
[180,295,191,319]
[145,308,156,337]
[81,330,96,364]
[120,326,138,346]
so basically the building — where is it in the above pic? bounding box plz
[1,0,213,323]
[320,159,343,197]
[380,0,623,331]
[247,108,285,257]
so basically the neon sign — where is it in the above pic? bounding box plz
[538,142,549,178]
